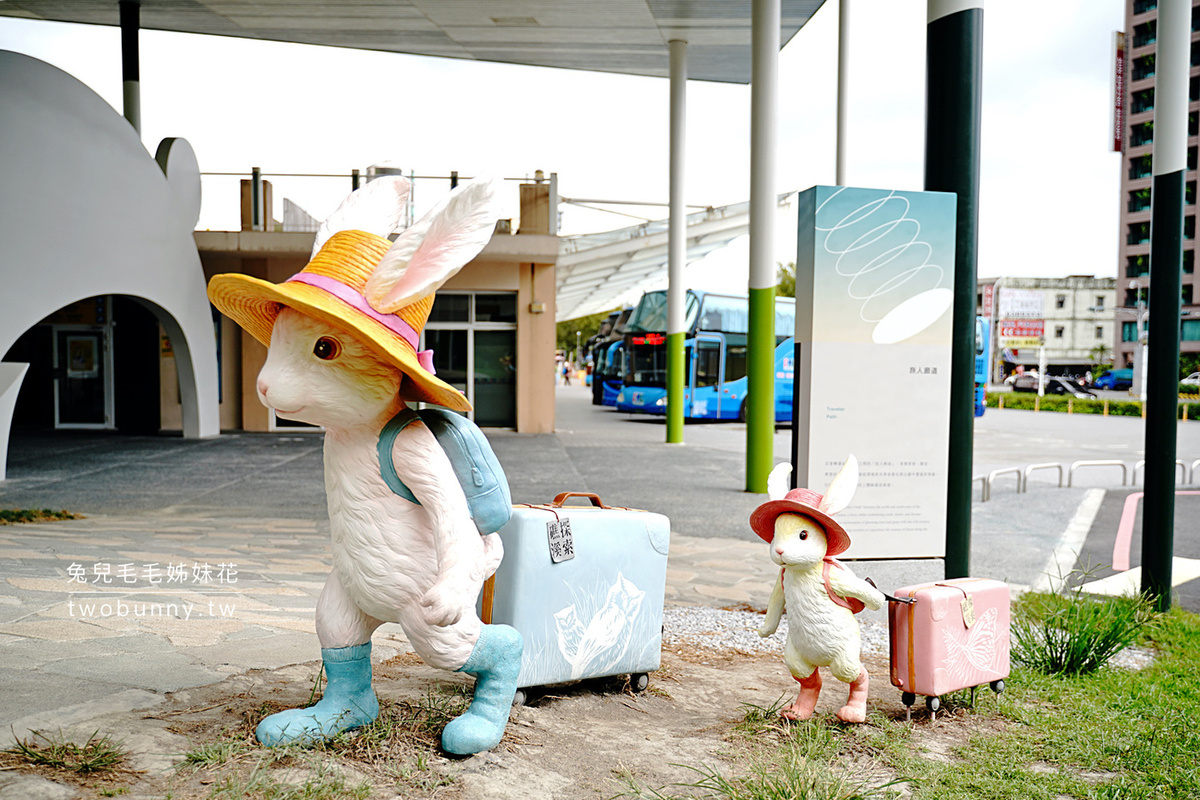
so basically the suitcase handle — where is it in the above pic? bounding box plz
[551,492,610,509]
[866,576,915,605]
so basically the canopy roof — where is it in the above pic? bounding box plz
[1,0,825,84]
[556,193,792,321]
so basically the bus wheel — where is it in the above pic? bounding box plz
[738,398,748,422]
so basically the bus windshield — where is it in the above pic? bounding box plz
[624,290,700,334]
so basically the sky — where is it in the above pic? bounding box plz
[0,0,1126,306]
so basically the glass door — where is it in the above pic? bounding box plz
[422,292,517,427]
[53,327,114,428]
[690,333,724,418]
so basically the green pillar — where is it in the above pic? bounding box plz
[746,286,776,492]
[666,331,685,442]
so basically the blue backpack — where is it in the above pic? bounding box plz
[376,407,512,535]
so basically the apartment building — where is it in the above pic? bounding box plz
[1116,0,1200,368]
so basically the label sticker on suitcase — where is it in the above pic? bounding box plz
[547,518,575,563]
[961,595,976,628]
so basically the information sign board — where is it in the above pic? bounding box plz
[792,186,956,559]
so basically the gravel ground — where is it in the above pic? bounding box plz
[662,605,1153,669]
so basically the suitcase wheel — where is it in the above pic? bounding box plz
[629,672,649,693]
[512,688,528,707]
[900,692,916,708]
[990,679,1005,695]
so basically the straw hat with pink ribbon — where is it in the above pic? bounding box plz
[208,177,501,412]
[749,456,859,556]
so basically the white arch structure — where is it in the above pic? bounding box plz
[0,50,219,480]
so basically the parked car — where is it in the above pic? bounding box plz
[1003,370,1038,386]
[1094,369,1134,390]
[1183,372,1200,387]
[1046,378,1097,399]
[1011,375,1097,399]
[1010,374,1040,393]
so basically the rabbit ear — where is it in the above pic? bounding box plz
[365,178,502,313]
[767,462,793,501]
[312,176,411,257]
[819,455,858,516]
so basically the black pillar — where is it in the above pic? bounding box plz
[924,1,983,579]
[1142,0,1189,611]
[119,0,140,133]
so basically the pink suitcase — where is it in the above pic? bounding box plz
[888,578,1011,720]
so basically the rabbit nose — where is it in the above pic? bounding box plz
[256,377,269,397]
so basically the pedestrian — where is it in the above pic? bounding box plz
[562,361,571,385]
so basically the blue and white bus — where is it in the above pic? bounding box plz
[591,338,626,406]
[614,289,796,421]
[975,316,991,417]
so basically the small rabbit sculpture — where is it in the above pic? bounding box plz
[750,456,885,723]
[207,177,521,755]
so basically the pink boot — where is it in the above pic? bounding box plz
[782,669,822,720]
[835,669,869,723]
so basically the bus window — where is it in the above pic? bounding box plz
[725,343,748,382]
[625,290,700,333]
[697,295,750,334]
[776,299,795,340]
[695,339,722,388]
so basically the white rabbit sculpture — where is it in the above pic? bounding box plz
[207,177,521,755]
[750,456,885,723]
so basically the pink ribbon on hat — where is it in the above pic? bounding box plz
[285,273,436,375]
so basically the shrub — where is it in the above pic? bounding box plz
[1012,577,1157,676]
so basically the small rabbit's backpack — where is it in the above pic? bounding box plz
[377,407,512,534]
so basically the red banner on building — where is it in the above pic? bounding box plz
[1113,31,1126,153]
[999,319,1045,347]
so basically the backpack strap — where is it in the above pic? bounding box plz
[822,558,866,614]
[377,407,422,505]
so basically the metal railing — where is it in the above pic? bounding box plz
[196,168,557,234]
[974,457,1198,501]
[1132,459,1188,485]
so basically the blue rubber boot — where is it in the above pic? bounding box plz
[256,642,379,746]
[441,624,523,755]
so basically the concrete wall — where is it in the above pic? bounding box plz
[0,50,219,477]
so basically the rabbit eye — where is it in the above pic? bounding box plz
[798,531,808,540]
[313,337,341,361]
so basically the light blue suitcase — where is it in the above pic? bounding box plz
[481,492,670,701]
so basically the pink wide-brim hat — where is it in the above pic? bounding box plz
[749,487,851,556]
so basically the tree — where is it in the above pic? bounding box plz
[556,309,617,358]
[776,262,796,298]
[1088,343,1112,374]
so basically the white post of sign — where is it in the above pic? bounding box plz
[1038,340,1047,396]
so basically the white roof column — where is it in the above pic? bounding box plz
[666,39,688,444]
[746,0,779,493]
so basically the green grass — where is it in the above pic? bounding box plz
[0,508,80,524]
[622,602,1200,800]
[1011,581,1157,675]
[3,729,127,774]
[206,758,372,800]
[883,607,1200,799]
